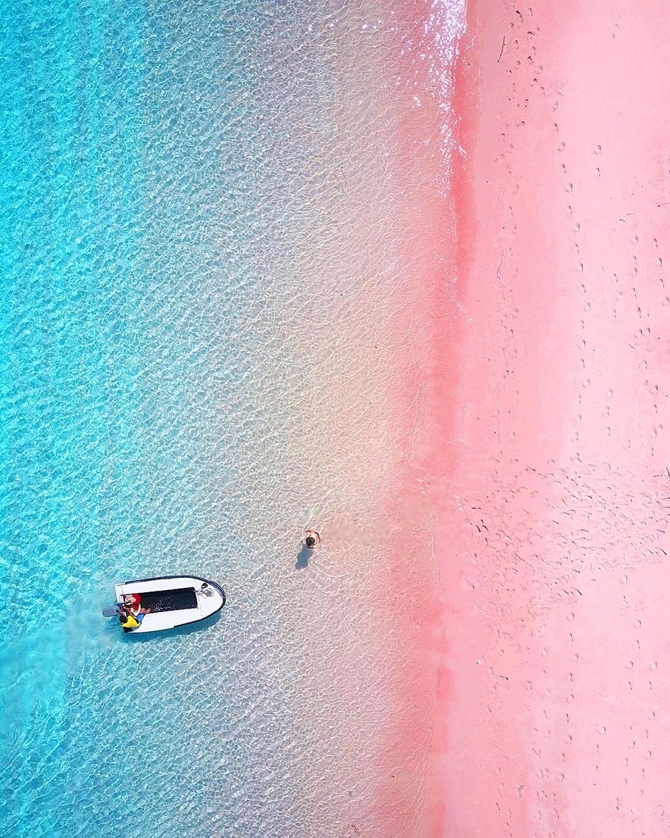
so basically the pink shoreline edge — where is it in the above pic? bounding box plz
[421,1,670,837]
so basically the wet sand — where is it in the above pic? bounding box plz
[427,1,670,835]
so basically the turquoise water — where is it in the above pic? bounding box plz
[0,2,464,836]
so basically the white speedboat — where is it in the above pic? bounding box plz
[103,575,225,634]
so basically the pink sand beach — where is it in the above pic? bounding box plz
[407,1,670,835]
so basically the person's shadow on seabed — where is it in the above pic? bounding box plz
[295,545,312,570]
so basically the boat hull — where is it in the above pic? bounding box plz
[113,575,225,634]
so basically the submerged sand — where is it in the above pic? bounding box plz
[425,1,670,835]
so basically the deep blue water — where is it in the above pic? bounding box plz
[0,2,293,835]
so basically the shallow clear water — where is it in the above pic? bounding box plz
[0,2,464,836]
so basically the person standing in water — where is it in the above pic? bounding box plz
[296,529,320,570]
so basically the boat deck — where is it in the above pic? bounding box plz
[138,587,198,613]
